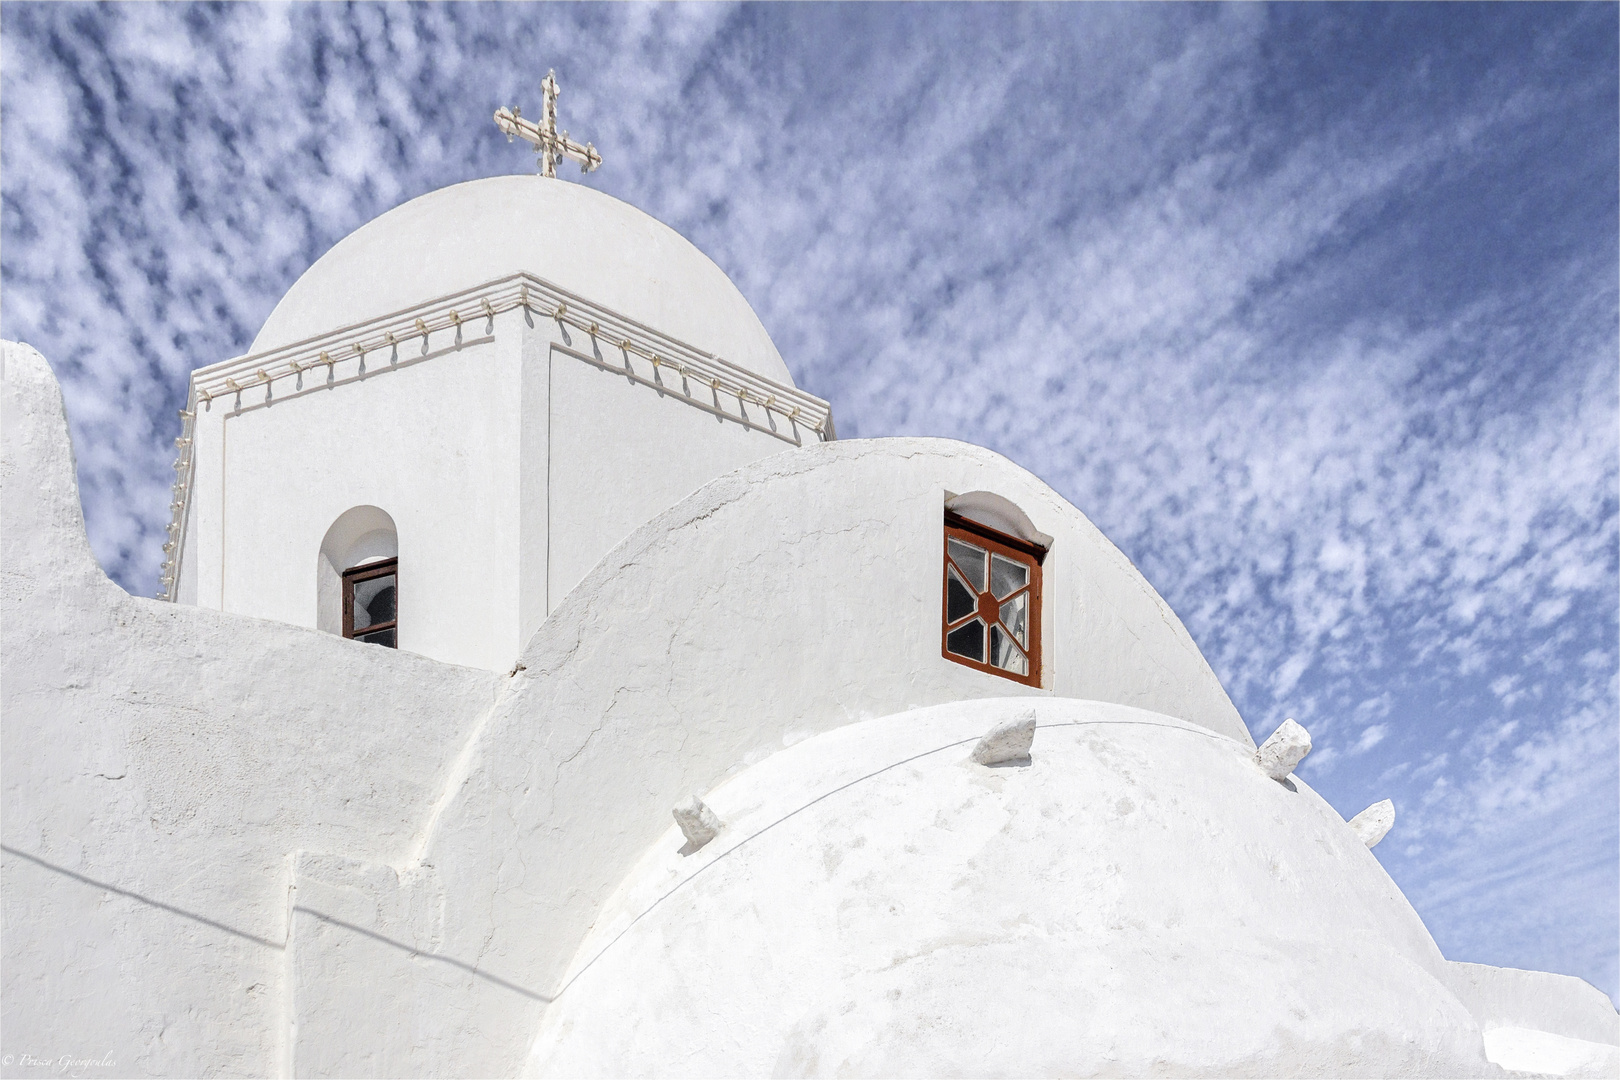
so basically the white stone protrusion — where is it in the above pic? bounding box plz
[1254,718,1311,780]
[971,709,1037,766]
[1348,799,1395,848]
[673,795,723,851]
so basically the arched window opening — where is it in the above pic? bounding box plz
[318,506,399,646]
[942,507,1044,686]
[943,490,1055,549]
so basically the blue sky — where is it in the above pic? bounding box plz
[3,3,1616,1002]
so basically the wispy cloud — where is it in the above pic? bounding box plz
[3,3,1614,1001]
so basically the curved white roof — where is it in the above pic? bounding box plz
[250,177,794,386]
[527,698,1491,1077]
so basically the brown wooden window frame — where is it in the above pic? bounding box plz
[941,511,1043,686]
[342,557,398,648]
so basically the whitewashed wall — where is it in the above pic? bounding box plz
[541,331,805,606]
[185,326,524,670]
[13,340,1605,1078]
[1443,961,1620,1046]
[4,341,1252,1077]
[1,342,500,1078]
[525,699,1496,1078]
[338,435,1257,1077]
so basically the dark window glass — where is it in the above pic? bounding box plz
[946,566,977,623]
[353,575,396,632]
[946,618,986,662]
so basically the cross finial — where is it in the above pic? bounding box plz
[494,70,602,178]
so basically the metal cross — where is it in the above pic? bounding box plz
[494,70,602,178]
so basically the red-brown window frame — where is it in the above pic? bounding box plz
[941,511,1044,687]
[342,557,398,647]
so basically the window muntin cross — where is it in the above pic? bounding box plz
[942,512,1042,685]
[343,558,398,648]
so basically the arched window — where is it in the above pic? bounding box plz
[942,496,1046,686]
[318,506,399,648]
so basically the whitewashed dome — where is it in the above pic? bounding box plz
[526,698,1493,1078]
[250,176,794,386]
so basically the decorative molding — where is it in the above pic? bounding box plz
[550,341,818,445]
[157,410,199,600]
[156,272,835,601]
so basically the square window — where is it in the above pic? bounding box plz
[343,557,398,648]
[942,512,1042,685]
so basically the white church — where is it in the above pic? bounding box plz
[3,79,1616,1079]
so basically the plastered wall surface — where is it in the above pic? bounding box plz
[9,335,1253,1076]
[542,334,801,605]
[187,327,524,671]
[1444,961,1620,1046]
[525,698,1495,1078]
[385,436,1256,1076]
[1,342,500,1078]
[9,340,1610,1077]
[249,177,792,387]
